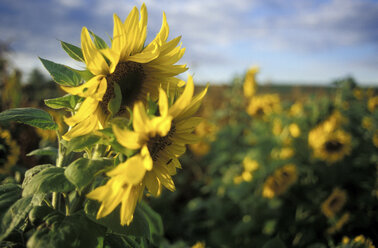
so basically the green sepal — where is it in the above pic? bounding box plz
[84,200,150,239]
[89,30,108,49]
[0,108,58,130]
[71,68,94,82]
[27,147,58,160]
[60,41,84,62]
[146,95,158,116]
[64,133,102,153]
[65,158,114,191]
[26,211,105,248]
[108,83,122,117]
[22,167,74,197]
[45,94,83,111]
[39,58,81,86]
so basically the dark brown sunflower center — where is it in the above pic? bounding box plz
[0,138,10,167]
[329,197,341,208]
[325,140,343,152]
[106,61,145,108]
[147,125,176,161]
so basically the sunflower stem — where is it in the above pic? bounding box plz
[53,130,64,209]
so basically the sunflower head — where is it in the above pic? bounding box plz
[321,188,347,218]
[0,127,20,174]
[243,66,259,99]
[262,164,297,198]
[60,4,187,140]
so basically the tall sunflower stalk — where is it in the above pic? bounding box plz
[0,4,207,247]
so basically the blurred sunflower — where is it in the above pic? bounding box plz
[289,101,304,117]
[326,212,350,235]
[189,120,216,157]
[192,241,206,248]
[243,66,259,99]
[234,157,259,184]
[61,4,187,140]
[0,127,20,174]
[373,130,378,148]
[86,76,207,225]
[289,123,301,138]
[342,235,376,248]
[309,113,351,164]
[262,164,297,198]
[321,188,347,218]
[368,96,378,112]
[246,94,281,118]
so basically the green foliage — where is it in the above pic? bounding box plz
[60,41,84,62]
[22,166,74,197]
[45,94,82,111]
[108,83,122,117]
[0,108,58,130]
[64,133,102,153]
[65,158,113,191]
[39,58,81,86]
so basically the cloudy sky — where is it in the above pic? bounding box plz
[0,0,377,85]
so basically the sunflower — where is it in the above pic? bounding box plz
[289,123,301,138]
[243,66,259,99]
[246,94,281,117]
[0,127,20,174]
[368,96,378,112]
[321,188,347,218]
[61,4,187,140]
[326,212,350,235]
[262,164,297,198]
[189,120,216,157]
[308,113,351,164]
[86,76,207,225]
[342,235,376,248]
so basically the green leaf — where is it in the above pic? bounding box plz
[138,201,163,243]
[27,212,105,248]
[108,83,122,117]
[0,184,22,219]
[85,200,150,238]
[0,193,45,241]
[262,236,287,248]
[65,158,114,191]
[45,94,82,111]
[27,147,58,160]
[89,31,108,49]
[0,108,58,130]
[60,41,84,62]
[22,167,74,197]
[28,205,55,227]
[39,58,81,86]
[65,133,102,153]
[72,68,94,81]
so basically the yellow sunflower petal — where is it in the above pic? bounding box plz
[81,27,109,75]
[112,124,143,150]
[158,88,169,117]
[61,75,102,99]
[133,102,150,133]
[144,171,161,197]
[141,145,153,170]
[168,75,194,118]
[107,156,146,185]
[62,114,99,140]
[64,97,99,126]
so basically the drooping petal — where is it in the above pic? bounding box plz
[141,145,153,170]
[64,97,99,126]
[112,124,143,149]
[133,102,150,133]
[168,75,194,118]
[107,155,146,185]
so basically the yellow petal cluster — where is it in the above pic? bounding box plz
[87,76,207,225]
[61,4,187,140]
[0,127,20,174]
[243,66,259,99]
[321,188,347,218]
[246,94,281,118]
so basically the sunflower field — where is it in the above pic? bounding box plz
[0,3,377,248]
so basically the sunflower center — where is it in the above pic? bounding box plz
[0,138,10,167]
[147,125,176,161]
[325,140,343,152]
[329,197,341,209]
[106,61,145,108]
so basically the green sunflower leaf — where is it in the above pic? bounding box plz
[65,133,102,153]
[0,108,58,130]
[71,68,94,81]
[84,200,150,239]
[22,167,74,197]
[65,158,114,191]
[138,201,163,244]
[60,41,84,62]
[45,94,82,111]
[108,83,122,117]
[27,147,58,160]
[40,58,81,86]
[89,30,108,49]
[0,184,22,220]
[0,193,45,241]
[262,236,286,248]
[27,212,105,248]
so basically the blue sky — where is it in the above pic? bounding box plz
[0,0,377,85]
